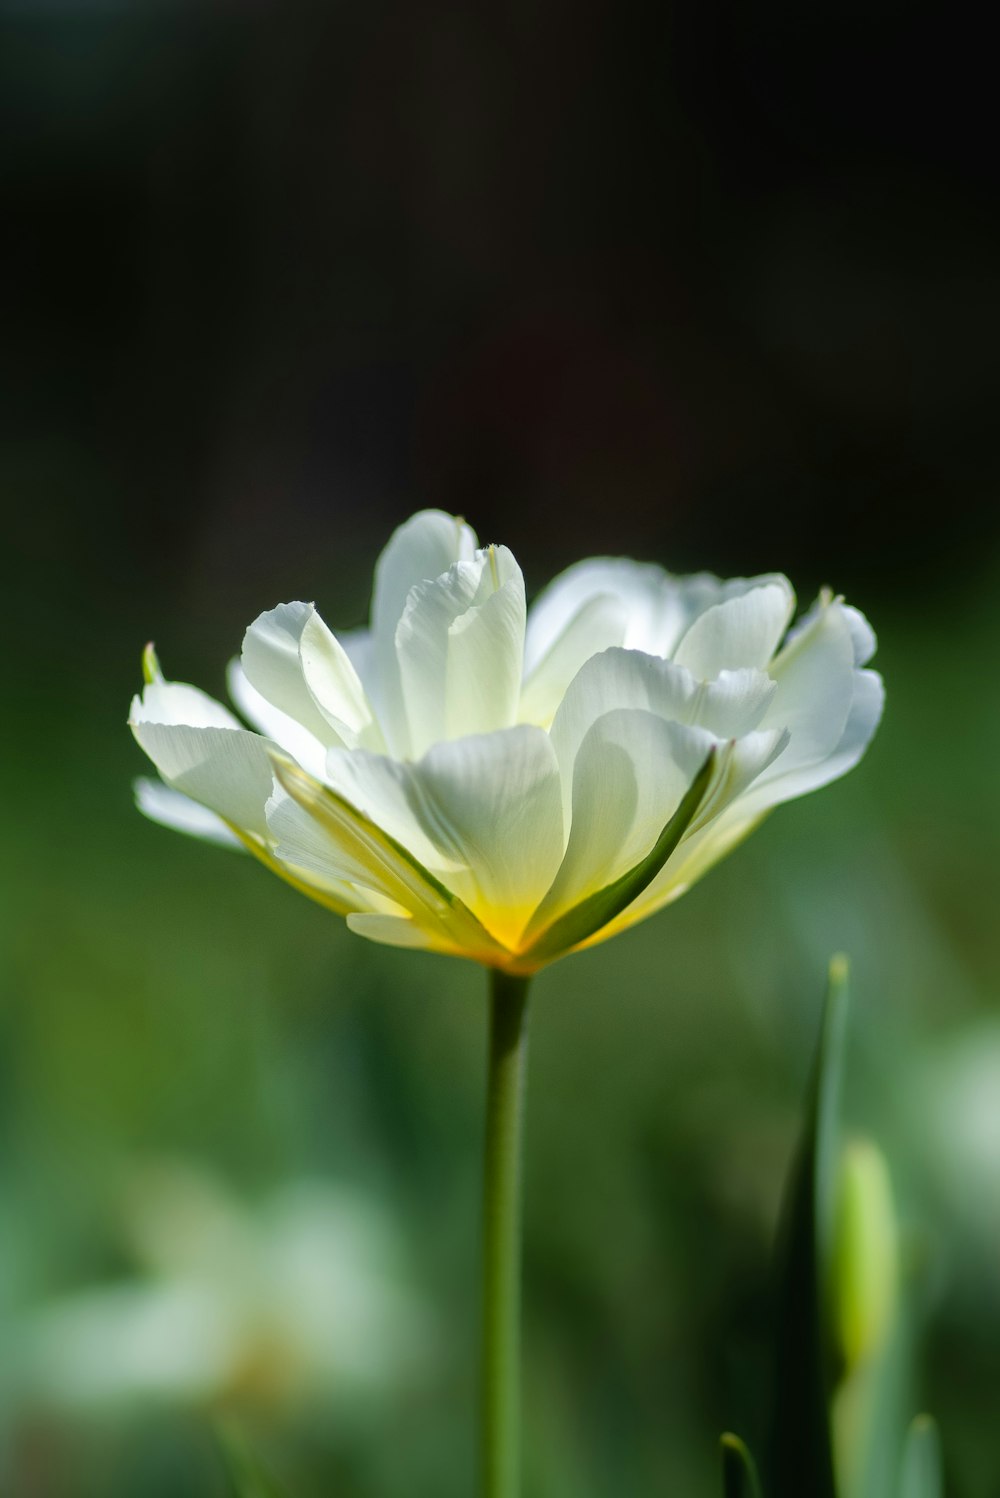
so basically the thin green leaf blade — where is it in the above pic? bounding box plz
[899,1415,943,1498]
[768,955,850,1498]
[520,747,716,964]
[721,1433,764,1498]
[217,1422,288,1498]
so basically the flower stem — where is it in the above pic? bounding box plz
[481,967,531,1498]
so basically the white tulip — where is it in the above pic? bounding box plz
[130,510,883,972]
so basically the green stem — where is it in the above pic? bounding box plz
[481,968,531,1498]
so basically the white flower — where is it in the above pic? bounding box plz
[130,510,883,971]
[15,1167,429,1415]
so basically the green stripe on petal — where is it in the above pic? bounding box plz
[516,747,715,966]
[270,755,507,962]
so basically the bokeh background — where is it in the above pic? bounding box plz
[2,1,999,1495]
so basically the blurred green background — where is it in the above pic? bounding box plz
[2,2,999,1495]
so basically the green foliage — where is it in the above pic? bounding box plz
[721,1434,764,1498]
[767,956,848,1498]
[217,1424,288,1498]
[899,1417,942,1498]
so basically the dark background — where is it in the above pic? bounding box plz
[3,3,999,1496]
[5,0,998,635]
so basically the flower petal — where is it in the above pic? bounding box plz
[130,678,242,732]
[744,596,863,807]
[746,666,884,813]
[134,778,243,848]
[524,558,714,661]
[672,580,795,677]
[270,756,506,961]
[548,646,775,823]
[584,726,789,940]
[519,592,627,728]
[520,734,717,964]
[526,708,716,941]
[227,659,329,778]
[242,602,380,750]
[264,787,401,914]
[130,718,277,836]
[370,510,479,753]
[346,911,468,955]
[395,545,526,757]
[405,726,564,947]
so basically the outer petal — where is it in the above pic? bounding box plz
[548,646,775,823]
[242,602,381,750]
[741,595,870,810]
[130,678,242,732]
[580,726,788,943]
[744,666,884,813]
[672,580,795,677]
[130,679,277,836]
[370,510,479,753]
[525,708,715,939]
[134,779,243,849]
[395,546,526,757]
[264,788,405,914]
[267,786,477,957]
[270,757,506,962]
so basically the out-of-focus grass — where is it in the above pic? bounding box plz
[3,576,1000,1497]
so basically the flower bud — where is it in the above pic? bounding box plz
[829,1137,899,1376]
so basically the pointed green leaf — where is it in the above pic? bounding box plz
[721,1433,764,1498]
[768,955,850,1498]
[899,1416,943,1498]
[519,747,716,964]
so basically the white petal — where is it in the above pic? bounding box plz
[525,557,793,663]
[407,727,565,947]
[672,580,795,677]
[265,787,395,911]
[322,746,460,877]
[548,646,775,823]
[242,603,380,750]
[227,659,329,779]
[842,604,877,665]
[747,596,858,801]
[134,778,243,848]
[395,545,526,758]
[583,726,788,939]
[527,708,715,936]
[744,665,884,812]
[525,558,705,662]
[130,678,241,731]
[519,592,627,728]
[337,627,376,690]
[370,510,479,753]
[346,911,462,954]
[130,719,276,836]
[270,756,506,960]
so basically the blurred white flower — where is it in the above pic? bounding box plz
[130,510,882,970]
[16,1166,430,1415]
